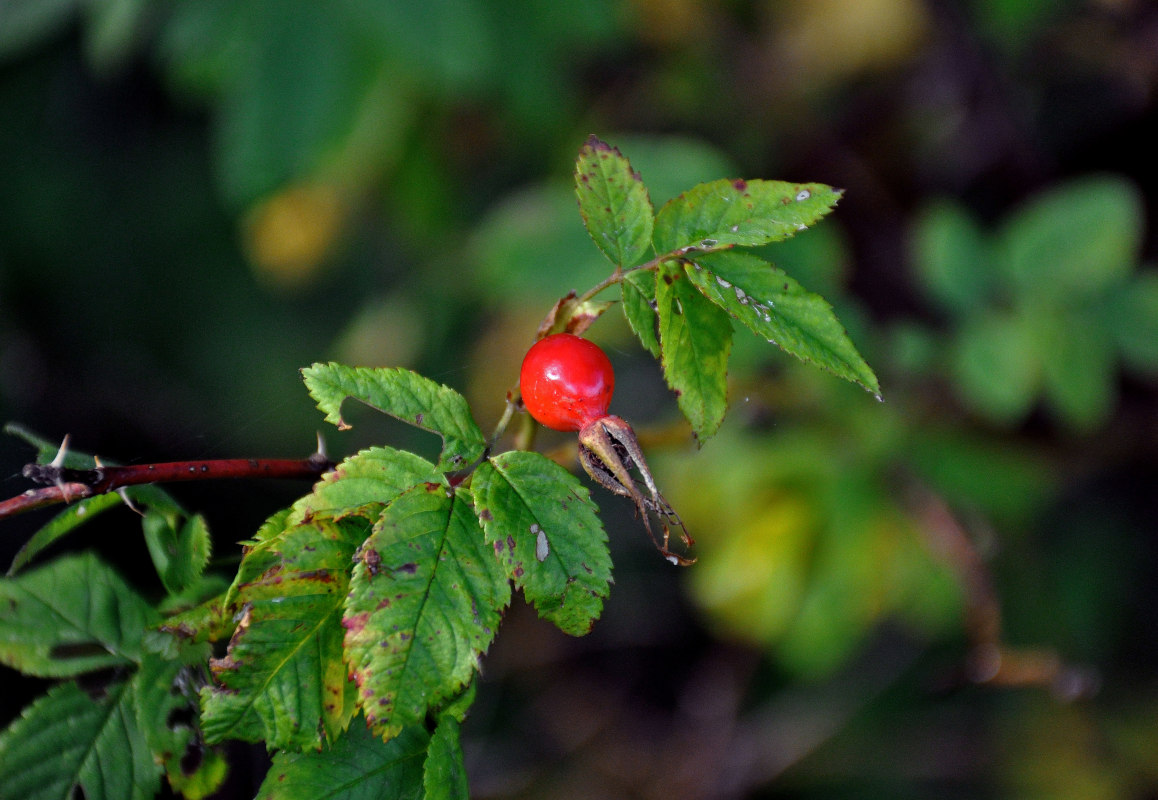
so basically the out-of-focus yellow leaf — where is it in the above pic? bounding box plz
[629,0,711,46]
[772,0,929,87]
[244,183,345,289]
[688,491,815,642]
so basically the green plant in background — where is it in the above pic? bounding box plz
[0,138,876,799]
[911,175,1157,431]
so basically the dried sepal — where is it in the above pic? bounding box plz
[577,415,695,565]
[535,291,616,339]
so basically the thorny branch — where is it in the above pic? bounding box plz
[0,435,333,520]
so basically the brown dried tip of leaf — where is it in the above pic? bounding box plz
[584,134,612,152]
[577,415,695,566]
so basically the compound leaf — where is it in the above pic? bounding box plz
[255,719,429,800]
[0,552,156,677]
[343,484,508,740]
[656,260,732,441]
[653,178,842,254]
[200,513,372,750]
[621,269,660,357]
[687,251,881,398]
[574,135,654,268]
[471,451,611,636]
[0,680,159,800]
[302,363,486,473]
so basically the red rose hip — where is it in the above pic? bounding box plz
[519,333,614,431]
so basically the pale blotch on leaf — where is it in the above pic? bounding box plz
[531,524,549,562]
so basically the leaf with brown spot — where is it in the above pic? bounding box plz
[200,513,372,750]
[342,486,508,740]
[471,451,610,636]
[653,178,842,254]
[575,135,655,268]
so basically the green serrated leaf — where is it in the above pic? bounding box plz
[687,251,881,398]
[143,512,212,595]
[424,716,469,800]
[0,552,156,677]
[998,175,1143,302]
[7,493,124,575]
[437,680,476,724]
[288,445,440,525]
[0,680,160,800]
[656,260,732,440]
[621,269,660,357]
[255,719,429,800]
[302,363,486,473]
[603,134,738,209]
[653,178,843,254]
[166,748,229,800]
[4,424,94,467]
[156,587,232,647]
[156,570,231,616]
[574,135,654,268]
[911,200,995,314]
[201,513,371,750]
[471,451,611,636]
[343,485,508,740]
[134,650,223,800]
[223,508,295,613]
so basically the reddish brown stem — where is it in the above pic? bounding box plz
[1,455,332,520]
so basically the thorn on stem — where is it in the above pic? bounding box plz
[117,488,144,516]
[50,435,70,468]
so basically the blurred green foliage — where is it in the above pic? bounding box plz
[912,176,1153,430]
[2,0,1157,798]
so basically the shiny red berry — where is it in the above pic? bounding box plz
[519,333,615,431]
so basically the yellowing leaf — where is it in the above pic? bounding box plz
[244,183,345,288]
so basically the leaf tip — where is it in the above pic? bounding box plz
[583,134,610,152]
